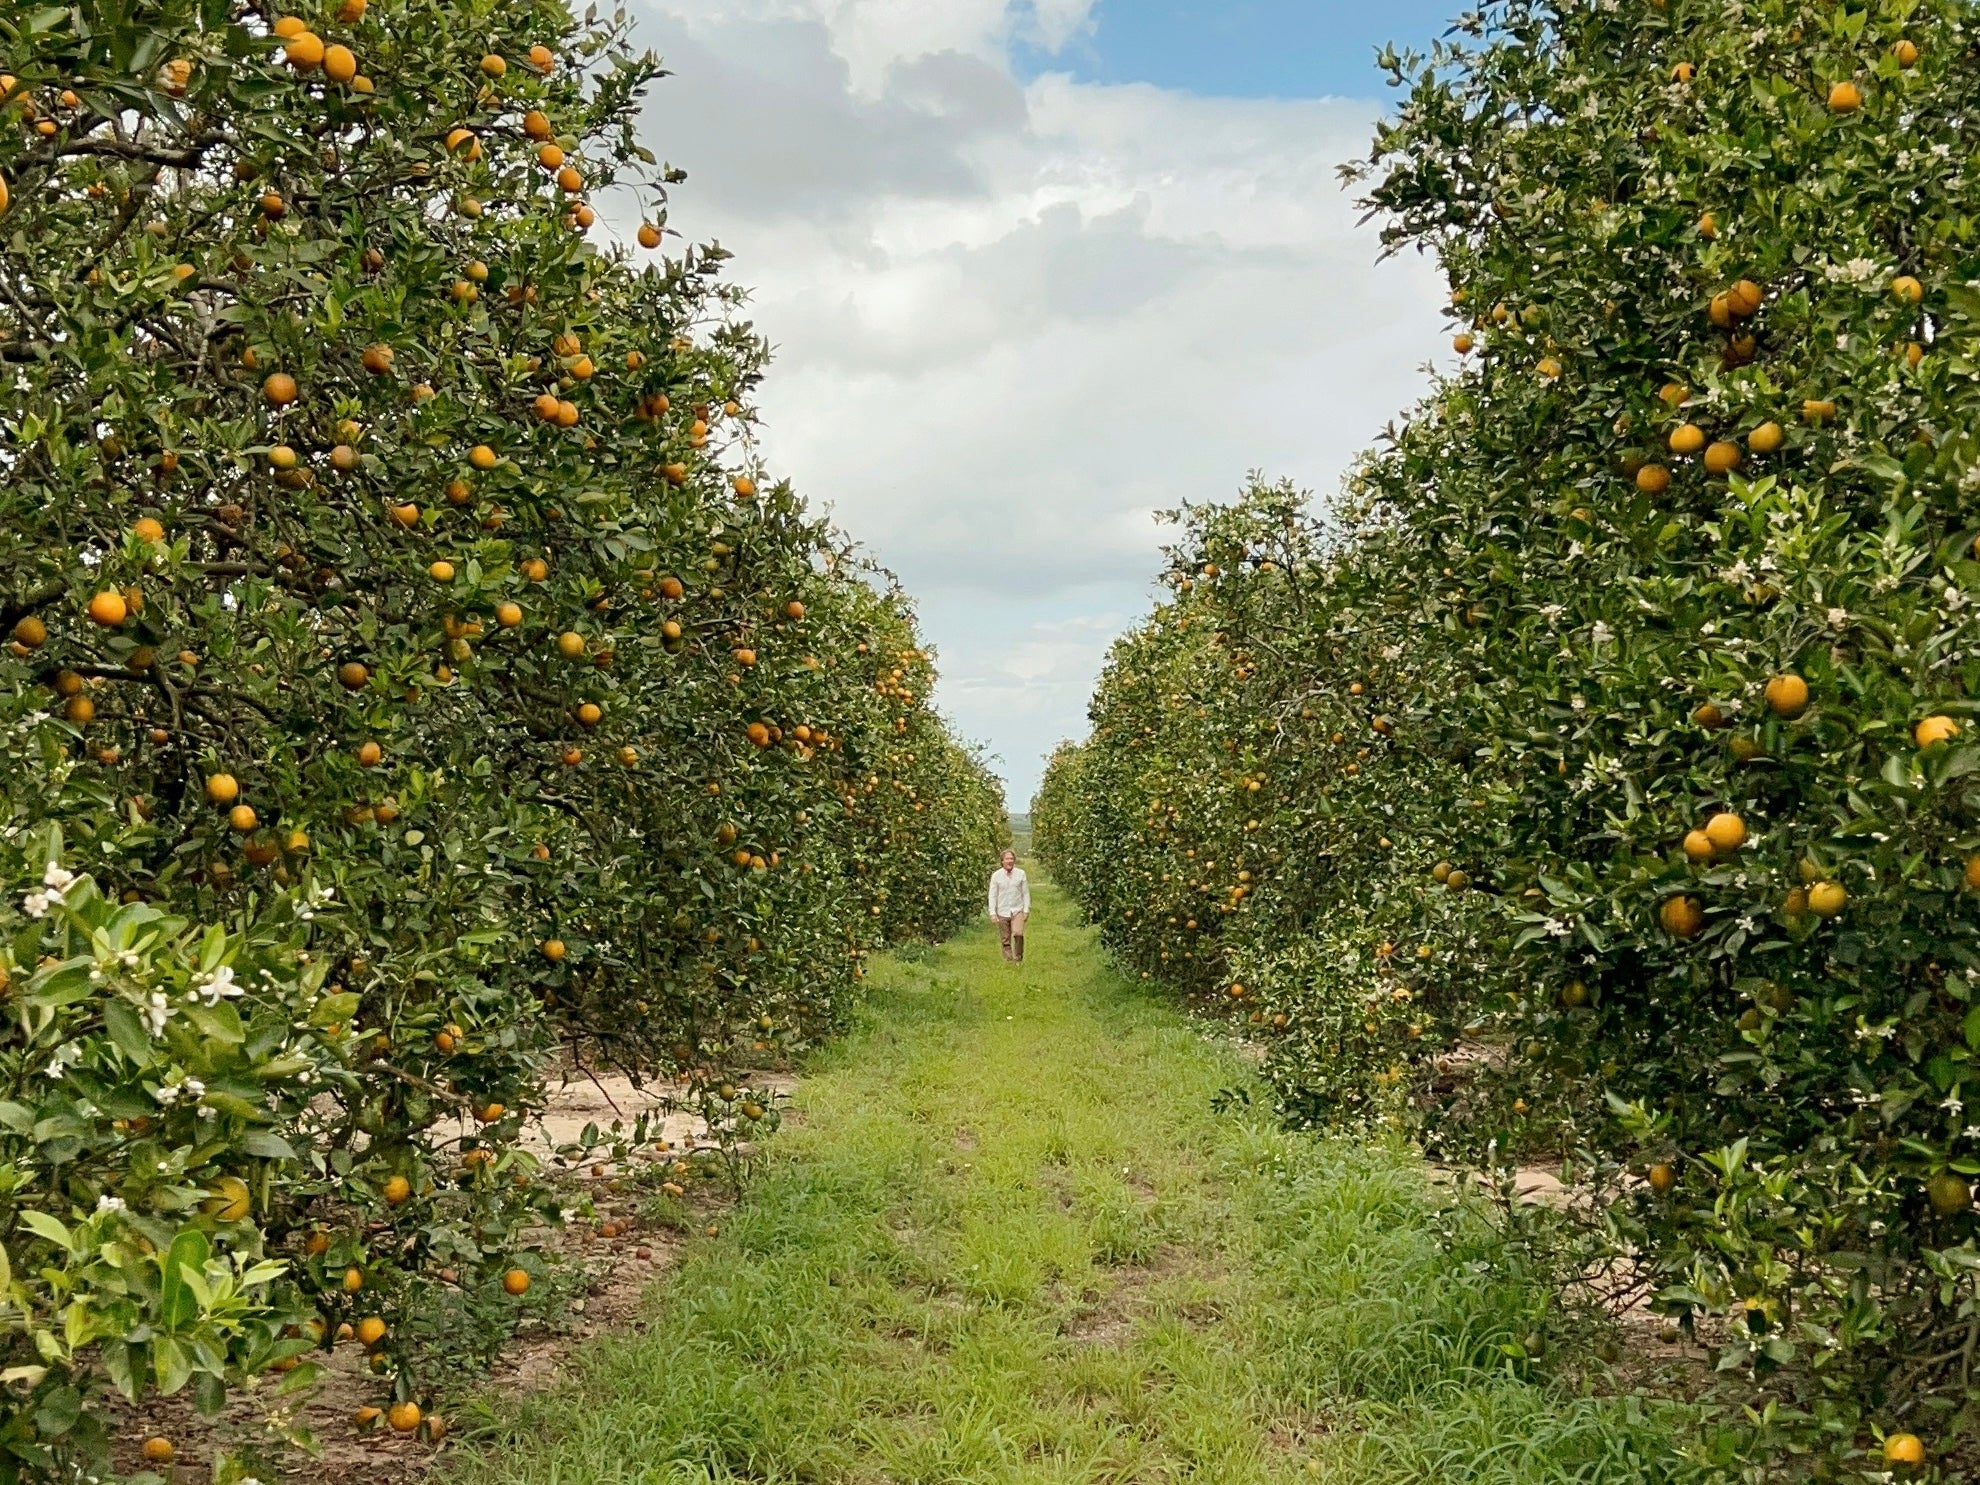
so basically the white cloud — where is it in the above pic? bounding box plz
[624,0,1447,804]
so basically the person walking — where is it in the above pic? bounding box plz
[988,849,1030,963]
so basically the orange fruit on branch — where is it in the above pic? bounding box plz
[1703,812,1747,852]
[1763,673,1809,718]
[1914,715,1959,748]
[1883,1434,1925,1468]
[1659,895,1703,938]
[1702,441,1741,475]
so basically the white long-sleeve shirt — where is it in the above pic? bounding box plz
[988,866,1030,918]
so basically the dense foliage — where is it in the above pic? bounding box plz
[1038,0,1980,1478]
[0,1,1005,1477]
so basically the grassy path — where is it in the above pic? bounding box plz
[444,879,1677,1485]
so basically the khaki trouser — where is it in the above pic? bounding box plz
[995,911,1028,962]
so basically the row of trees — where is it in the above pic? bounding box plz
[1038,0,1980,1478]
[0,1,1005,1478]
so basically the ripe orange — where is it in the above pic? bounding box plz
[529,43,555,70]
[1802,399,1836,424]
[1747,421,1783,454]
[502,1267,531,1296]
[344,1266,364,1292]
[387,1402,422,1434]
[324,43,357,83]
[1892,39,1919,67]
[556,164,582,194]
[229,803,258,833]
[1807,881,1847,918]
[428,560,455,583]
[469,444,497,471]
[13,615,46,648]
[285,31,325,68]
[638,222,662,249]
[1697,211,1716,238]
[1668,423,1705,455]
[356,740,383,767]
[205,773,239,805]
[1657,382,1688,408]
[1635,463,1669,494]
[733,647,757,667]
[556,631,586,658]
[1726,279,1763,317]
[272,15,306,37]
[1647,1162,1675,1195]
[537,142,565,170]
[132,516,166,544]
[1452,332,1473,354]
[734,475,757,499]
[1883,1433,1925,1468]
[542,939,566,962]
[496,601,523,628]
[1914,715,1960,748]
[575,702,603,727]
[785,601,805,620]
[388,501,419,528]
[1828,80,1862,113]
[382,1175,411,1205]
[337,0,366,19]
[522,558,549,582]
[1892,274,1924,304]
[1669,61,1693,82]
[1659,895,1703,938]
[1682,829,1714,863]
[1763,673,1809,718]
[338,662,369,690]
[1702,440,1741,475]
[268,444,298,470]
[141,1437,174,1465]
[356,1316,388,1346]
[523,109,553,140]
[1703,812,1747,852]
[445,126,478,156]
[479,53,507,78]
[87,590,128,627]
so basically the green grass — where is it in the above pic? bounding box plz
[442,878,1683,1485]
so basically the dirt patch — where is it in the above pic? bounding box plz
[109,1067,791,1481]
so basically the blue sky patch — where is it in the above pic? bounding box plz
[1014,0,1463,100]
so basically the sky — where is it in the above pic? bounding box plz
[621,0,1459,808]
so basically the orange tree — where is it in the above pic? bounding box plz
[0,1,1003,1478]
[1040,0,1980,1477]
